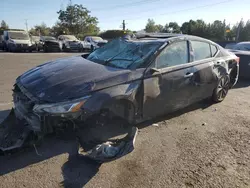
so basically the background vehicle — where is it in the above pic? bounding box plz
[228,42,250,79]
[40,36,62,52]
[84,36,107,51]
[4,34,238,154]
[80,40,91,51]
[0,35,3,50]
[224,42,237,49]
[58,35,83,52]
[3,30,33,52]
[31,35,42,51]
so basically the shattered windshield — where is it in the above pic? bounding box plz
[9,31,29,40]
[87,38,163,69]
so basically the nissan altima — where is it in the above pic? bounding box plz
[0,33,239,152]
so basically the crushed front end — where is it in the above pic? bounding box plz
[0,83,90,154]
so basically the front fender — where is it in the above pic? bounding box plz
[83,80,142,114]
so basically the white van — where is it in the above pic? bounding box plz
[3,30,32,52]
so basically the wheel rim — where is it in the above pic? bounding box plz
[217,76,229,100]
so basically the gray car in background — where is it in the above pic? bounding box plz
[31,36,43,51]
[84,36,107,51]
[58,35,83,52]
[0,35,3,50]
[228,42,250,79]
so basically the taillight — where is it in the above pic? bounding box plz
[235,56,240,63]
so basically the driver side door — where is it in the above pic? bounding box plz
[143,40,194,119]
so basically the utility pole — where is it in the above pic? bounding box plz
[25,19,28,32]
[122,20,126,31]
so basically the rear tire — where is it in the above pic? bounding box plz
[212,75,230,103]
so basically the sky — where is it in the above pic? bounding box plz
[1,0,250,31]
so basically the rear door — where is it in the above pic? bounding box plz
[143,40,194,119]
[188,40,219,103]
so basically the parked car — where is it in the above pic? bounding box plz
[224,42,237,49]
[0,35,3,50]
[58,35,83,52]
[30,36,43,51]
[80,40,91,51]
[3,30,33,52]
[84,36,108,51]
[1,34,239,152]
[228,42,250,79]
[40,36,62,52]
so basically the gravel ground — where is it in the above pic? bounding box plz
[0,52,250,188]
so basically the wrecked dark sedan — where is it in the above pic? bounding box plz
[0,34,239,153]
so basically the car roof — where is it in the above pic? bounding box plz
[237,41,250,45]
[134,33,215,44]
[6,30,26,33]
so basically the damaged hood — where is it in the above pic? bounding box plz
[17,56,141,103]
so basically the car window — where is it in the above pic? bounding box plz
[233,43,250,51]
[86,37,90,42]
[156,41,188,69]
[191,41,211,61]
[211,45,218,56]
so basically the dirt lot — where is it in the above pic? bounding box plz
[0,52,250,188]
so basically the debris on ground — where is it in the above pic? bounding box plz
[0,107,139,163]
[202,122,207,126]
[152,123,159,127]
[0,109,34,154]
[77,127,138,163]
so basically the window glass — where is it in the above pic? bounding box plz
[211,45,218,56]
[156,41,188,69]
[191,41,211,61]
[233,43,250,51]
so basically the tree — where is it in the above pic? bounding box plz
[145,19,159,33]
[29,23,51,36]
[168,22,181,33]
[50,22,70,36]
[207,20,226,41]
[0,20,9,30]
[99,30,132,40]
[57,4,99,36]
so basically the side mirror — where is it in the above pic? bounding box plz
[150,68,160,74]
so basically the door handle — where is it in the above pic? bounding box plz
[184,72,194,78]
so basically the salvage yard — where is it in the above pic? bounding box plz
[0,52,250,188]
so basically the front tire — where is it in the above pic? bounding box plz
[212,75,230,102]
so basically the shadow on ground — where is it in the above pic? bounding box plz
[233,79,250,89]
[0,109,11,123]
[0,99,213,187]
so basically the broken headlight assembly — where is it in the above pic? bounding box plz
[33,95,91,114]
